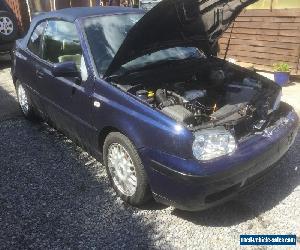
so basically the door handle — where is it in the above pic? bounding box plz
[36,69,45,79]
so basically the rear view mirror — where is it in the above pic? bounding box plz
[52,61,80,78]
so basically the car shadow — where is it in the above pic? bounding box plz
[0,54,11,70]
[290,75,300,83]
[0,119,169,249]
[139,200,168,211]
[284,81,296,87]
[172,133,300,226]
[0,86,166,248]
[0,84,22,121]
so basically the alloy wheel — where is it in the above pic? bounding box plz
[17,84,29,115]
[0,16,14,36]
[108,143,137,196]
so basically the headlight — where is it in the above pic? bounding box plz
[192,127,237,161]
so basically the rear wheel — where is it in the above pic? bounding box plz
[16,81,37,120]
[103,132,152,206]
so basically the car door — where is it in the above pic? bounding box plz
[14,21,47,111]
[36,20,97,149]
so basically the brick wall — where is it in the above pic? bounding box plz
[53,0,97,10]
[5,0,30,34]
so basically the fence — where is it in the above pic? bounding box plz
[219,9,300,75]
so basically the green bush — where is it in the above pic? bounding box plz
[273,62,290,72]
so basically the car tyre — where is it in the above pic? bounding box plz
[0,11,18,41]
[103,132,152,206]
[16,81,38,120]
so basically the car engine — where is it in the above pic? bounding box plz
[111,59,282,138]
[153,87,212,127]
[131,72,269,129]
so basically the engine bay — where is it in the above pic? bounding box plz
[110,58,282,138]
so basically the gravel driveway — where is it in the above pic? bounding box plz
[0,58,299,249]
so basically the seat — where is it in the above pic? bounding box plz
[44,37,63,63]
[58,39,82,70]
[58,54,81,69]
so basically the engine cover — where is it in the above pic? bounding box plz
[161,105,194,125]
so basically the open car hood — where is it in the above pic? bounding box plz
[104,0,258,77]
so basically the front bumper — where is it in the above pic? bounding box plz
[140,106,299,211]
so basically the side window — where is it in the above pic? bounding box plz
[43,21,83,71]
[28,22,47,57]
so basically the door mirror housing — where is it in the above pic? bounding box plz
[52,61,80,78]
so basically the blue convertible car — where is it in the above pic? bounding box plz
[12,0,299,211]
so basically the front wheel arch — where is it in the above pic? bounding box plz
[98,126,120,158]
[98,125,142,161]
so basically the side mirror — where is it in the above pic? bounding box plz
[52,61,80,78]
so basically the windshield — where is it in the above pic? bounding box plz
[84,14,206,76]
[84,14,143,75]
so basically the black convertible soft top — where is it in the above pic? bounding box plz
[21,6,144,47]
[31,6,144,23]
